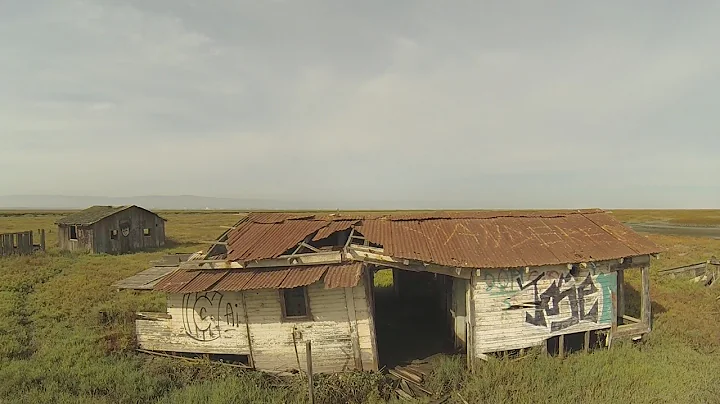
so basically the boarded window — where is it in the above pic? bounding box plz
[143,228,151,237]
[281,287,310,319]
[69,226,78,240]
[110,230,118,240]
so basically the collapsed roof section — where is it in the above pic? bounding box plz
[208,210,662,269]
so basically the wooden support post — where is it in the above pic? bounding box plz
[344,287,363,370]
[240,292,255,368]
[617,270,625,325]
[40,229,46,252]
[584,331,590,353]
[306,340,315,404]
[559,334,565,358]
[609,291,618,347]
[466,276,476,373]
[641,265,652,330]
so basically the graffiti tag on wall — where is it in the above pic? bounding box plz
[484,265,615,333]
[181,292,244,341]
[521,272,599,332]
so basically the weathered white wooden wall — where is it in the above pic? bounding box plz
[473,262,617,353]
[137,275,376,373]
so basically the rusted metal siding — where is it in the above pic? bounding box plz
[137,274,377,373]
[472,261,618,353]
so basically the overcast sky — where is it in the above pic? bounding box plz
[1,1,718,209]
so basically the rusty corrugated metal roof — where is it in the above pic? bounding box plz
[211,270,251,292]
[219,210,661,269]
[153,263,361,293]
[226,221,329,262]
[354,212,662,268]
[279,265,328,288]
[312,220,358,241]
[242,268,291,290]
[154,269,200,293]
[179,270,227,293]
[324,262,364,289]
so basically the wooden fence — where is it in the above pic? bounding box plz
[0,229,46,257]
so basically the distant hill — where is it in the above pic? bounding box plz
[0,195,297,210]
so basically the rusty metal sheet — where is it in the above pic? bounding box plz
[247,212,316,223]
[582,213,664,255]
[238,220,330,261]
[210,270,255,292]
[354,211,661,269]
[312,220,357,241]
[279,265,329,288]
[179,270,228,293]
[221,210,661,271]
[324,263,364,289]
[153,269,200,293]
[242,268,291,290]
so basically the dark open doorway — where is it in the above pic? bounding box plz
[371,267,462,368]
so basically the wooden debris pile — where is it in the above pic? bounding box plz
[659,257,720,286]
[388,363,446,402]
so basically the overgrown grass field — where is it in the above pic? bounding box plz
[0,210,719,403]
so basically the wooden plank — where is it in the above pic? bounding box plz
[609,291,618,347]
[344,287,363,370]
[641,264,652,330]
[306,341,315,404]
[622,315,641,324]
[617,270,625,323]
[467,276,475,371]
[614,323,649,339]
[240,291,255,368]
[184,251,343,269]
[584,331,590,353]
[347,248,471,279]
[363,268,379,371]
[558,334,565,358]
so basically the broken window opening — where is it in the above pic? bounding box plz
[69,226,78,240]
[143,228,151,237]
[110,230,118,240]
[281,287,310,320]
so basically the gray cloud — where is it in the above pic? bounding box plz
[0,0,718,208]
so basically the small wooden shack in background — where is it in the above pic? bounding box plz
[56,205,166,254]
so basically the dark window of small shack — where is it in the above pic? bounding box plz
[143,228,151,237]
[110,230,118,240]
[281,287,310,319]
[69,226,78,240]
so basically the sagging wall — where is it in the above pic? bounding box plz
[473,261,617,354]
[57,225,94,252]
[137,276,377,373]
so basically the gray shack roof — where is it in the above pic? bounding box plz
[56,205,166,226]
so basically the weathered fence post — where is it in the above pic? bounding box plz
[40,229,46,252]
[306,340,315,404]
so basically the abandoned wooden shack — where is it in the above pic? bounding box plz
[134,210,662,373]
[56,205,166,254]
